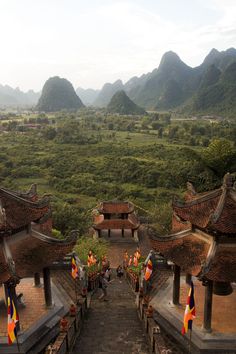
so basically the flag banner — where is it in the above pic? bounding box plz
[7,290,19,345]
[133,255,138,267]
[71,254,79,279]
[181,281,196,335]
[144,259,153,281]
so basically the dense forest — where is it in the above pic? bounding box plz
[0,109,235,235]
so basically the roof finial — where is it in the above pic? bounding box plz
[186,181,197,195]
[223,173,233,189]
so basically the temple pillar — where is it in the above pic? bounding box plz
[34,272,41,287]
[203,280,213,332]
[172,264,180,305]
[43,267,52,307]
[133,230,139,242]
[186,273,192,285]
[122,229,124,237]
[98,229,101,238]
[108,229,111,238]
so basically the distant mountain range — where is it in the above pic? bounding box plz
[76,87,99,106]
[81,47,236,116]
[1,47,236,116]
[0,85,40,107]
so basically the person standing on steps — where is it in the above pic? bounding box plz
[116,265,124,283]
[105,267,111,282]
[98,271,109,301]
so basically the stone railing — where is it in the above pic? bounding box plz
[88,272,100,291]
[44,297,87,354]
[125,269,139,292]
[137,294,187,354]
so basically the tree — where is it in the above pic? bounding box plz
[43,127,57,140]
[203,139,236,177]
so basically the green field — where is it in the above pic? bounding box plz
[0,110,235,235]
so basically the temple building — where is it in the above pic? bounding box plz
[92,201,140,240]
[0,185,77,352]
[148,173,236,351]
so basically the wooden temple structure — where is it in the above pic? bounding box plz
[93,201,140,240]
[149,173,236,332]
[0,184,76,311]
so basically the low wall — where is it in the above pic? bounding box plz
[125,269,139,292]
[44,297,87,354]
[137,294,187,354]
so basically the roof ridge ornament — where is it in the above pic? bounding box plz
[222,172,233,189]
[186,181,197,195]
[0,200,6,227]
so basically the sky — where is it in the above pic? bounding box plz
[0,0,236,92]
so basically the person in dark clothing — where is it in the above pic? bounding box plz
[98,272,108,301]
[116,265,124,282]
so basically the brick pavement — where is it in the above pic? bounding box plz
[0,278,48,337]
[178,279,236,333]
[106,226,151,268]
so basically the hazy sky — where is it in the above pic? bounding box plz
[0,0,236,91]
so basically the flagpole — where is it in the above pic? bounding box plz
[16,333,20,353]
[188,329,192,354]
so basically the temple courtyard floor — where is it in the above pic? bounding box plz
[0,278,48,337]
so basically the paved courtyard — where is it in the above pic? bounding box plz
[178,279,236,334]
[0,278,48,337]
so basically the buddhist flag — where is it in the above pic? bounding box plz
[71,254,79,279]
[181,281,196,335]
[144,259,153,281]
[133,255,138,267]
[7,290,19,345]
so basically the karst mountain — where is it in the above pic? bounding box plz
[36,76,84,112]
[107,90,146,115]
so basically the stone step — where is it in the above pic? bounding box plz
[72,270,150,354]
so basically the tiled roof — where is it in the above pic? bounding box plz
[149,229,212,276]
[172,213,191,233]
[203,243,236,282]
[98,201,134,214]
[94,201,140,230]
[149,227,236,282]
[173,173,236,234]
[0,228,77,284]
[0,186,51,233]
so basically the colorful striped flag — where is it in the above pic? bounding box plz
[144,259,153,281]
[133,255,138,267]
[181,281,196,335]
[71,254,79,279]
[7,290,19,345]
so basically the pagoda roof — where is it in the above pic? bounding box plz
[0,227,77,284]
[172,173,236,234]
[0,185,51,234]
[93,213,140,230]
[97,201,134,214]
[149,228,236,282]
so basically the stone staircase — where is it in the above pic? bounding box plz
[71,270,150,354]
